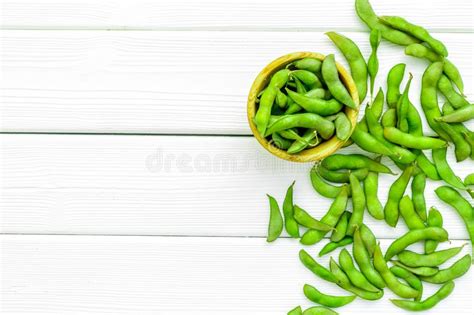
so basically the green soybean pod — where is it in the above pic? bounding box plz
[438,75,470,109]
[266,194,283,242]
[364,158,384,220]
[405,43,464,93]
[421,254,472,283]
[383,127,447,150]
[371,88,385,119]
[351,125,395,156]
[326,31,368,103]
[398,245,466,268]
[310,166,347,199]
[432,148,466,190]
[391,281,454,312]
[347,174,366,236]
[299,249,336,283]
[385,227,449,261]
[368,29,381,97]
[285,89,344,116]
[384,165,414,227]
[386,64,405,108]
[411,173,427,221]
[303,283,356,308]
[282,182,300,238]
[287,129,319,155]
[379,16,448,57]
[465,173,474,186]
[329,257,384,300]
[255,69,290,135]
[439,122,472,162]
[288,306,303,315]
[406,102,423,136]
[425,207,444,254]
[381,108,397,128]
[359,224,377,257]
[420,62,451,141]
[399,196,425,230]
[321,154,393,174]
[322,54,356,109]
[355,0,419,46]
[335,112,352,141]
[275,90,288,108]
[305,88,327,99]
[391,260,439,277]
[435,186,474,259]
[319,236,353,257]
[353,228,385,289]
[331,211,350,242]
[294,205,333,232]
[390,266,423,301]
[292,70,323,89]
[396,73,413,133]
[302,306,338,315]
[339,249,380,293]
[318,166,369,184]
[292,58,322,73]
[373,244,419,299]
[271,133,292,150]
[265,113,335,139]
[437,104,474,123]
[300,186,349,245]
[416,151,440,181]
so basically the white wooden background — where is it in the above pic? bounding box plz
[0,0,473,314]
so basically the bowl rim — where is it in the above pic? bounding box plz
[247,51,360,163]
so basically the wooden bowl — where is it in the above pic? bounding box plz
[247,51,360,163]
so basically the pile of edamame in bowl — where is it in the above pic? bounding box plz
[250,1,474,314]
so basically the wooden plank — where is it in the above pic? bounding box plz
[1,0,472,31]
[1,31,472,134]
[1,133,473,238]
[1,235,471,314]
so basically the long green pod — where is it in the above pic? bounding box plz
[351,124,396,156]
[391,260,439,277]
[282,182,300,238]
[438,75,470,109]
[318,166,369,184]
[287,129,319,154]
[396,73,413,132]
[265,113,335,139]
[359,224,377,257]
[294,205,333,232]
[334,113,352,141]
[364,160,384,220]
[329,258,384,300]
[390,266,423,302]
[399,196,425,230]
[322,54,357,109]
[339,249,380,293]
[436,104,474,123]
[347,174,366,236]
[386,64,405,108]
[421,254,471,283]
[285,89,343,116]
[299,249,337,283]
[371,88,385,120]
[411,173,427,221]
[291,70,323,89]
[405,43,464,93]
[425,207,444,254]
[326,31,368,102]
[292,58,322,73]
[300,186,349,245]
[406,102,423,136]
[435,186,474,259]
[266,194,283,242]
[383,127,447,150]
[303,284,356,308]
[432,148,466,190]
[385,227,449,260]
[321,154,393,174]
[416,151,440,181]
[398,245,466,267]
[379,16,448,57]
[439,121,472,162]
[353,229,385,289]
[310,166,347,199]
[355,0,419,46]
[384,165,414,227]
[420,62,451,141]
[381,108,397,127]
[391,281,454,311]
[367,29,381,97]
[319,236,353,257]
[331,211,350,242]
[373,244,419,299]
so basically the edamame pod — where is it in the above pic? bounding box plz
[318,166,369,184]
[331,211,351,242]
[321,154,393,174]
[359,224,377,257]
[303,284,356,308]
[310,166,347,199]
[288,306,303,315]
[351,125,395,156]
[364,159,385,220]
[390,266,423,301]
[291,70,323,89]
[322,54,357,109]
[286,89,343,116]
[425,207,444,254]
[302,306,338,315]
[438,75,470,109]
[335,113,352,141]
[368,29,381,97]
[383,127,447,150]
[432,148,466,190]
[398,245,466,267]
[391,260,439,277]
[294,205,333,232]
[347,174,366,236]
[339,249,380,292]
[265,113,335,139]
[421,255,471,283]
[386,64,405,108]
[384,165,414,227]
[436,104,474,123]
[266,194,283,242]
[391,281,454,311]
[416,152,440,181]
[353,229,385,289]
[318,236,353,257]
[411,173,427,221]
[399,196,425,230]
[292,58,322,73]
[283,182,300,238]
[299,249,336,283]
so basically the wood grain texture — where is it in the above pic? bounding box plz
[1,0,473,31]
[1,134,473,239]
[1,235,472,314]
[1,31,473,134]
